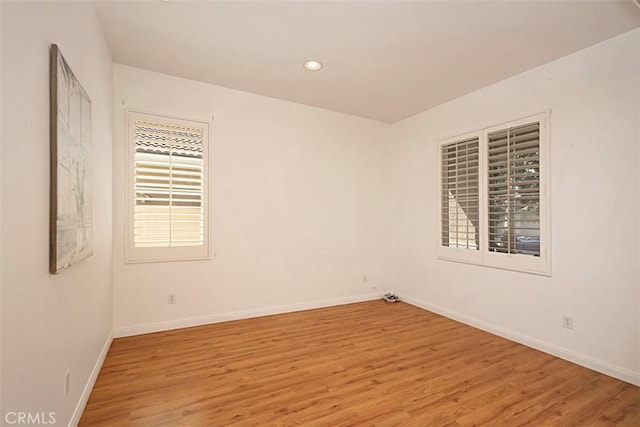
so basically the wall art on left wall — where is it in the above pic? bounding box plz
[49,44,93,273]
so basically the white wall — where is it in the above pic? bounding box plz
[0,1,113,425]
[390,29,640,385]
[113,65,391,336]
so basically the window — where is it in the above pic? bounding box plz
[440,134,482,264]
[126,111,209,263]
[438,112,550,275]
[487,122,540,256]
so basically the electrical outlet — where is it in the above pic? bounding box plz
[363,274,367,283]
[168,294,176,304]
[562,315,573,329]
[64,370,70,396]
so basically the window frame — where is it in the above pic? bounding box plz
[125,110,211,264]
[437,111,551,276]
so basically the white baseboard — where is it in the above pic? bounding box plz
[69,332,113,427]
[400,294,640,387]
[113,293,380,338]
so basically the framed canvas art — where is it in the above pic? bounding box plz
[49,44,93,273]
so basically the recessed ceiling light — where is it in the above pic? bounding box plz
[303,60,323,71]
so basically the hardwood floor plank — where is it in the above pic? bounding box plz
[80,301,640,426]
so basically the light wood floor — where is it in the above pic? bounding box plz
[80,301,639,426]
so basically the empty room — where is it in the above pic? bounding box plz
[1,0,640,425]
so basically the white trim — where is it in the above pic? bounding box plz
[400,294,640,387]
[69,332,113,427]
[113,293,380,338]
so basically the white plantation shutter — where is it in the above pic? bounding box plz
[127,111,209,262]
[441,137,480,249]
[487,122,540,256]
[437,112,550,275]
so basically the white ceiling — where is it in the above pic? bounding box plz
[94,0,640,123]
